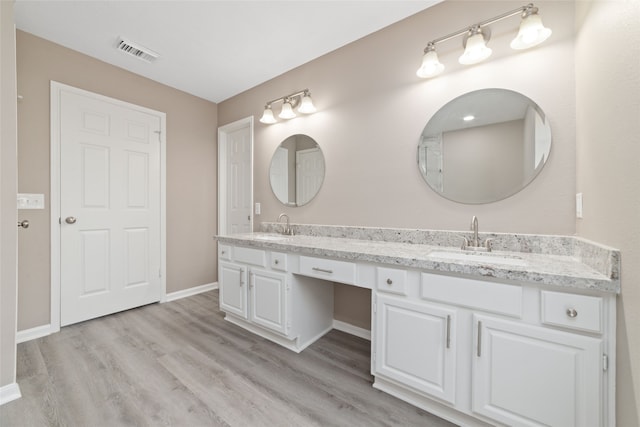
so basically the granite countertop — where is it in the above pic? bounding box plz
[216,228,620,294]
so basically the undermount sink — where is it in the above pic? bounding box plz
[253,234,290,242]
[428,250,528,267]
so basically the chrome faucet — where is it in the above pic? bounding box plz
[277,213,293,235]
[461,215,492,252]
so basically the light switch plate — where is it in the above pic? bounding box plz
[17,193,45,210]
[576,193,583,219]
[255,202,261,215]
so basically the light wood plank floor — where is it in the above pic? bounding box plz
[1,290,456,426]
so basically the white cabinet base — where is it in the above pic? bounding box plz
[224,313,333,353]
[373,377,494,427]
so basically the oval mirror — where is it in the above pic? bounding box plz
[417,89,551,204]
[269,134,325,207]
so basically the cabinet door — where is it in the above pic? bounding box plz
[249,269,288,336]
[374,294,456,404]
[472,314,603,427]
[219,261,248,319]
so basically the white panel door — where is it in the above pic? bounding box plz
[296,147,324,205]
[374,295,457,404]
[219,261,248,319]
[60,90,162,326]
[249,269,288,335]
[472,314,603,427]
[227,127,252,234]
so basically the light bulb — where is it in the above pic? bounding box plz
[511,12,552,50]
[279,101,296,119]
[259,106,277,124]
[416,48,444,78]
[298,93,316,114]
[459,31,492,65]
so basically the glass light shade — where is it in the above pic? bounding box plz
[416,50,444,78]
[459,33,492,65]
[259,106,277,124]
[279,101,296,119]
[298,94,316,114]
[510,13,552,50]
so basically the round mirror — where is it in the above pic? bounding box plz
[417,89,551,204]
[269,134,325,206]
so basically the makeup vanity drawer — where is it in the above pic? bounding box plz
[299,256,356,285]
[541,291,603,334]
[376,266,407,295]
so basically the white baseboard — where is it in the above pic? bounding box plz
[17,323,52,344]
[165,282,218,302]
[333,320,371,341]
[0,383,21,405]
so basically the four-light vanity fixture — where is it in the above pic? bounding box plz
[259,89,316,124]
[416,3,552,79]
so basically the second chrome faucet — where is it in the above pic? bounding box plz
[462,215,492,252]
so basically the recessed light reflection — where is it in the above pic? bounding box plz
[463,115,475,121]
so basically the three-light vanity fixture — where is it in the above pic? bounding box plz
[259,89,316,124]
[416,3,552,79]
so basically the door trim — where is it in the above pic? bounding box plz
[217,116,254,235]
[50,81,167,333]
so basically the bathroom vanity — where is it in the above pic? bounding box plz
[216,224,619,427]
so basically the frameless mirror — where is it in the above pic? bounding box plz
[269,134,325,207]
[418,88,551,204]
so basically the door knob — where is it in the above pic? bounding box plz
[17,220,29,229]
[65,216,77,224]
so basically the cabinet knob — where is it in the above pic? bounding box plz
[386,278,393,285]
[566,308,578,318]
[221,250,226,255]
[274,259,279,265]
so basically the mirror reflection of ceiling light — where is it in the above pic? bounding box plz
[416,3,551,79]
[260,89,316,124]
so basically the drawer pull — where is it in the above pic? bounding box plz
[221,250,226,255]
[312,267,333,274]
[274,259,279,265]
[446,315,451,349]
[386,278,393,285]
[566,308,578,318]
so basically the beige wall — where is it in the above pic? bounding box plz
[218,1,576,336]
[1,0,18,389]
[575,0,640,425]
[16,31,218,331]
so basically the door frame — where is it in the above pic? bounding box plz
[49,81,167,333]
[217,116,254,235]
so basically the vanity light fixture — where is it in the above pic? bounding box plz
[259,89,316,124]
[416,3,551,78]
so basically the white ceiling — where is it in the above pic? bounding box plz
[14,0,440,103]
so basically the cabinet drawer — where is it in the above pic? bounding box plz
[234,246,266,267]
[271,252,287,272]
[376,267,407,295]
[299,256,356,285]
[219,244,231,261]
[421,273,522,318]
[541,291,603,333]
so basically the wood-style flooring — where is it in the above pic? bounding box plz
[0,290,455,426]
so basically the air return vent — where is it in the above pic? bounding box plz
[115,37,159,63]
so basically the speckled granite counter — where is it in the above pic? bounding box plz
[216,224,620,294]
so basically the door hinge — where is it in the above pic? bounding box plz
[603,354,608,372]
[59,217,61,225]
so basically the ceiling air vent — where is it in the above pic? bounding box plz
[115,37,159,63]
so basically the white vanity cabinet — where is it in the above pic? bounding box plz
[374,294,457,405]
[372,271,614,427]
[218,245,334,353]
[472,314,603,427]
[248,268,289,335]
